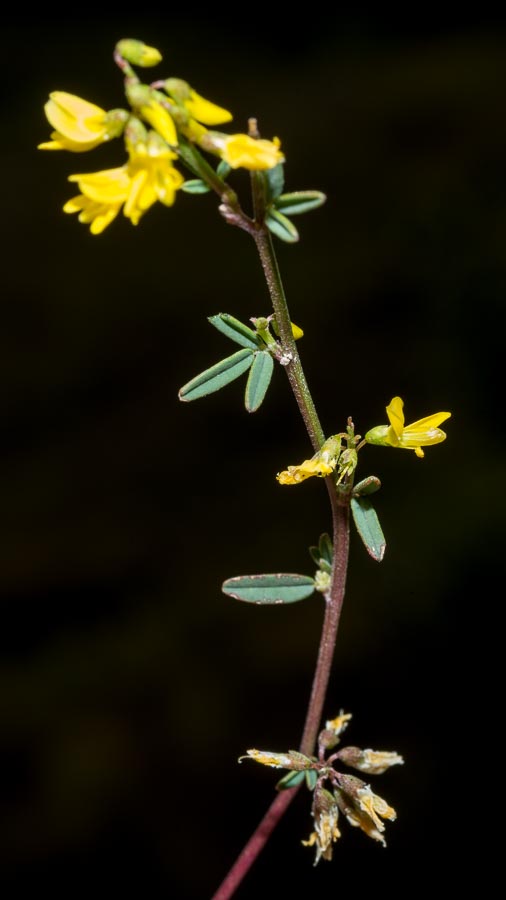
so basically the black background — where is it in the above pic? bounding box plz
[2,7,504,896]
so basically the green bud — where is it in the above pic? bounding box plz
[103,108,130,139]
[116,39,162,67]
[125,83,153,110]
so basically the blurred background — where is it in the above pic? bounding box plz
[2,7,505,896]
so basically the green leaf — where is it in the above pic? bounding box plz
[222,573,315,604]
[275,191,327,215]
[305,770,318,790]
[350,497,386,562]
[276,770,305,790]
[217,160,232,179]
[181,179,211,194]
[309,532,333,572]
[208,313,260,350]
[179,349,254,402]
[265,208,299,243]
[264,163,285,203]
[245,351,274,412]
[318,533,333,567]
[353,476,381,497]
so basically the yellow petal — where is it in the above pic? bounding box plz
[38,131,105,152]
[186,90,232,125]
[45,92,107,142]
[124,169,151,224]
[157,166,185,206]
[63,193,121,233]
[89,204,122,234]
[222,134,284,170]
[68,167,131,203]
[385,396,405,440]
[141,103,178,146]
[401,411,451,445]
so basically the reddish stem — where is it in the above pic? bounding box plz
[211,787,300,900]
[211,495,350,900]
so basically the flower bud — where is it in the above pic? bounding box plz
[337,746,404,775]
[240,749,313,770]
[116,39,162,67]
[302,785,340,864]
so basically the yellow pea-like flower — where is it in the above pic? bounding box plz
[277,437,341,485]
[64,131,184,233]
[201,131,284,170]
[184,89,232,126]
[365,396,451,458]
[38,92,114,152]
[220,134,284,170]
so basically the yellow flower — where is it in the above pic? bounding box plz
[162,78,232,127]
[139,101,178,146]
[38,92,125,152]
[63,197,123,234]
[325,712,352,738]
[336,776,396,846]
[302,788,341,865]
[336,746,404,775]
[240,749,311,769]
[201,131,284,170]
[124,132,183,223]
[185,89,232,126]
[277,436,341,485]
[64,131,184,233]
[221,134,284,169]
[365,396,451,458]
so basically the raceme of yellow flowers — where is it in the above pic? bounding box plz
[38,39,284,234]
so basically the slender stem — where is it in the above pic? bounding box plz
[253,228,325,452]
[299,496,350,755]
[211,786,301,900]
[211,228,352,899]
[211,498,349,900]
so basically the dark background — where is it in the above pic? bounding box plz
[2,8,504,896]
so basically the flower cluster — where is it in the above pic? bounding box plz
[277,396,451,488]
[241,712,403,864]
[38,39,284,233]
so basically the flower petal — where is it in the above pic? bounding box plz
[385,396,405,441]
[401,411,451,446]
[68,167,131,203]
[45,92,107,142]
[186,90,232,125]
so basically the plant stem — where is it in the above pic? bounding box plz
[211,228,351,899]
[299,496,350,755]
[253,228,325,452]
[211,786,301,900]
